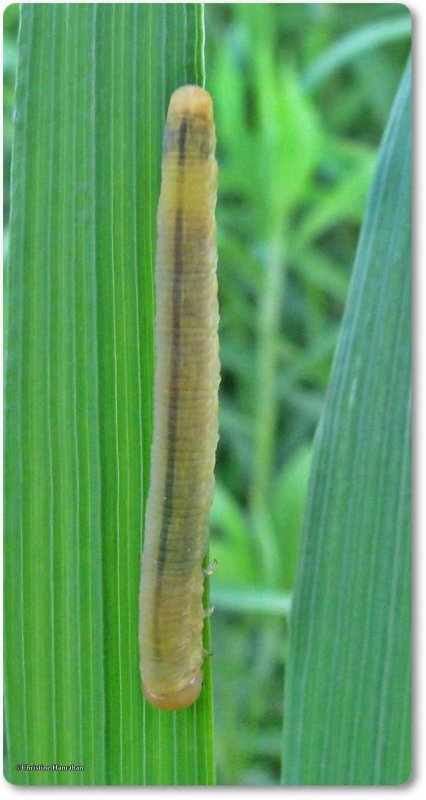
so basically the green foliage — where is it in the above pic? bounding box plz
[3,4,19,227]
[303,15,411,90]
[204,2,410,785]
[4,1,412,787]
[282,59,411,786]
[4,3,214,786]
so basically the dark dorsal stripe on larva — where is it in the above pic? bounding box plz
[178,118,188,164]
[139,85,219,711]
[154,120,187,580]
[156,208,184,581]
[153,141,186,650]
[154,116,187,587]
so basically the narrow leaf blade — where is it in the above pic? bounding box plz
[282,60,411,786]
[4,3,214,786]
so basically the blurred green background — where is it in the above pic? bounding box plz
[3,2,410,786]
[204,3,410,785]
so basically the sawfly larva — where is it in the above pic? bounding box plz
[139,85,219,711]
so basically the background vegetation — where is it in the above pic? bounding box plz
[204,3,410,784]
[282,55,411,785]
[4,2,411,786]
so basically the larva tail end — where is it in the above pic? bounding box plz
[143,674,202,712]
[168,85,213,123]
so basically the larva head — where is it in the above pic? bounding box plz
[162,84,216,170]
[168,85,213,125]
[143,673,202,712]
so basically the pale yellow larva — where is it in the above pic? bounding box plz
[139,86,219,711]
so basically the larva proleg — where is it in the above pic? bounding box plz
[139,86,219,711]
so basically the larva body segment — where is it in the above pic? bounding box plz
[139,86,219,711]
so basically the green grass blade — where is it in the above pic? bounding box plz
[303,15,411,90]
[281,58,411,786]
[4,3,214,786]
